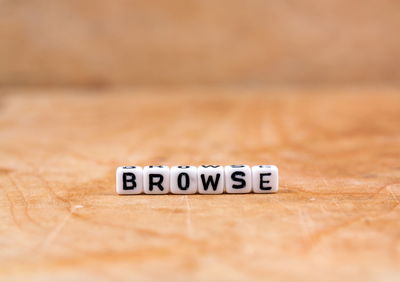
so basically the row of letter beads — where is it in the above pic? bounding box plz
[116,165,278,194]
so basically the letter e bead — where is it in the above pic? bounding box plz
[252,165,279,193]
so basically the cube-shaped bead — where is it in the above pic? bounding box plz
[170,166,198,194]
[224,165,252,193]
[252,165,279,193]
[197,165,224,194]
[116,166,143,194]
[143,166,170,194]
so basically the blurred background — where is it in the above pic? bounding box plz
[1,0,399,87]
[1,2,400,281]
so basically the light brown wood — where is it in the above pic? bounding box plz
[2,1,400,86]
[0,87,399,281]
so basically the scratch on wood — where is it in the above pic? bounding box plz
[305,184,400,251]
[297,208,314,241]
[6,173,44,228]
[305,215,364,252]
[36,205,83,253]
[5,192,23,230]
[33,165,72,212]
[386,184,400,207]
[316,169,329,188]
[184,195,193,238]
[269,196,292,211]
[330,198,347,216]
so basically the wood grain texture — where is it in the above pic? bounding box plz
[0,87,399,281]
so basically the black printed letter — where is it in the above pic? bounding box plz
[231,171,246,189]
[123,172,136,190]
[177,173,190,190]
[200,174,221,191]
[149,174,164,191]
[259,173,272,190]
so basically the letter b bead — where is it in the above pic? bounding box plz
[170,166,198,194]
[116,166,143,194]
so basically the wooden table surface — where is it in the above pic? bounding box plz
[0,87,399,281]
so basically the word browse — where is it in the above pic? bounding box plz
[116,165,278,194]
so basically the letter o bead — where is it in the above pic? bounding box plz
[252,165,279,193]
[170,166,198,194]
[225,165,252,193]
[143,166,170,194]
[116,166,143,195]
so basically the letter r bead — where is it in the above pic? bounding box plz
[251,165,279,193]
[143,166,170,194]
[116,166,143,194]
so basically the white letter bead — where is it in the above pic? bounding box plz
[170,166,198,194]
[197,165,224,194]
[252,165,279,193]
[143,166,170,194]
[224,165,252,193]
[116,166,143,195]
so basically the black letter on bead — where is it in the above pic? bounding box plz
[123,172,136,190]
[231,171,246,189]
[200,174,221,191]
[202,165,220,168]
[149,174,164,191]
[177,173,190,190]
[260,173,272,190]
